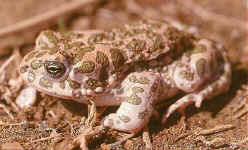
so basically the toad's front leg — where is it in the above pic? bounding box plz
[162,39,231,124]
[103,71,162,146]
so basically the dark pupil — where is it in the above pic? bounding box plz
[44,61,66,78]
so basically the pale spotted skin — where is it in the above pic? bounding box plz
[104,72,161,133]
[19,19,231,134]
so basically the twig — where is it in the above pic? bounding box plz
[232,107,248,119]
[0,52,16,75]
[232,95,248,119]
[66,120,78,137]
[0,0,95,38]
[232,102,245,113]
[0,120,27,126]
[47,110,57,119]
[85,99,97,128]
[177,0,248,32]
[143,125,152,150]
[197,124,235,135]
[197,136,226,148]
[174,132,191,142]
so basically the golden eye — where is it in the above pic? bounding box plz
[44,61,66,78]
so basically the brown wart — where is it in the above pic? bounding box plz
[31,60,42,70]
[139,77,150,84]
[132,86,144,93]
[146,32,164,52]
[118,29,133,39]
[72,56,81,65]
[39,77,53,88]
[59,50,73,61]
[99,67,109,82]
[126,39,146,52]
[110,48,126,71]
[129,75,150,84]
[27,71,36,82]
[84,78,103,90]
[153,34,164,50]
[96,51,109,67]
[125,93,142,105]
[163,27,194,52]
[74,61,95,73]
[163,27,181,41]
[129,75,138,83]
[88,33,105,45]
[137,76,150,84]
[196,58,206,77]
[180,70,194,81]
[73,46,95,64]
[63,41,85,51]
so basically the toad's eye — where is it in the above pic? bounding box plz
[44,61,66,78]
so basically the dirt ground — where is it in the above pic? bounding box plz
[0,0,247,149]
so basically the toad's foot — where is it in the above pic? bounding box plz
[162,43,231,124]
[103,72,161,147]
